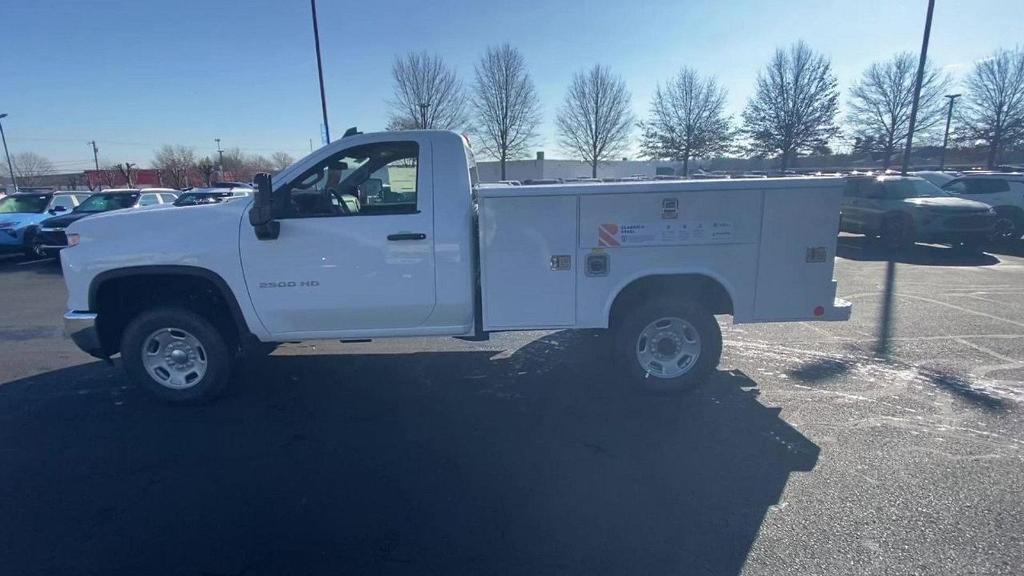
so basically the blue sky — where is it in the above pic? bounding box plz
[2,0,1020,169]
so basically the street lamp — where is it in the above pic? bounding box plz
[939,93,962,170]
[0,113,17,193]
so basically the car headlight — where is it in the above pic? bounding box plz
[0,221,18,229]
[66,233,81,247]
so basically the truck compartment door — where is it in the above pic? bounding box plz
[753,185,843,321]
[480,195,578,329]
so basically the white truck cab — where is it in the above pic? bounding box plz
[62,130,850,402]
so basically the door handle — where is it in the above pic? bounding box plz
[387,233,427,241]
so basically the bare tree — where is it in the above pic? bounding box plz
[152,145,197,189]
[742,41,840,171]
[958,47,1024,168]
[556,65,634,177]
[387,51,467,130]
[196,157,215,186]
[847,52,951,168]
[115,163,136,188]
[471,43,542,179]
[270,151,295,171]
[11,152,54,186]
[639,68,733,176]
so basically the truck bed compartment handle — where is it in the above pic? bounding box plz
[387,233,427,241]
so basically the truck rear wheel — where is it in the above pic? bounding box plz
[120,306,233,404]
[614,299,722,393]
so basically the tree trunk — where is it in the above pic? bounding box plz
[881,148,892,170]
[682,156,689,177]
[988,132,1000,169]
[591,160,597,179]
[500,156,506,180]
[779,150,790,172]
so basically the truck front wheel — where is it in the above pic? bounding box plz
[614,300,722,393]
[120,307,233,404]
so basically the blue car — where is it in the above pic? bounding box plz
[0,191,91,256]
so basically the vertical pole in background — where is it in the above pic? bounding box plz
[879,0,935,357]
[311,0,331,143]
[0,114,18,193]
[939,93,961,170]
[89,140,100,190]
[900,0,935,177]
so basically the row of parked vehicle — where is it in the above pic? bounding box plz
[0,184,253,258]
[839,171,1024,252]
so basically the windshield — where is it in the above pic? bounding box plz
[75,193,140,213]
[0,194,50,214]
[881,178,951,199]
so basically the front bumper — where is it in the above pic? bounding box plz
[63,311,105,358]
[36,227,68,250]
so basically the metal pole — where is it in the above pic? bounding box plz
[0,115,18,192]
[89,141,99,171]
[310,0,331,143]
[939,94,961,170]
[900,0,935,176]
[215,138,223,167]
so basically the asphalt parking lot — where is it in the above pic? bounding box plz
[1,239,1023,576]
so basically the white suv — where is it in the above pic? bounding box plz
[942,174,1024,241]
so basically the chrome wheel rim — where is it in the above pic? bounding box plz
[141,327,208,389]
[635,316,701,379]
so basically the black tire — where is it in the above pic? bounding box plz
[120,306,233,404]
[880,215,914,250]
[989,208,1023,243]
[613,299,722,393]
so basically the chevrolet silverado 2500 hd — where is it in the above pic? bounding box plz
[61,130,851,402]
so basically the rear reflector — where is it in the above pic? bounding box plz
[814,306,825,317]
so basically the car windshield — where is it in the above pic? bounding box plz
[75,193,140,213]
[881,178,951,199]
[0,194,50,214]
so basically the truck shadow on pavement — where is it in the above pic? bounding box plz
[836,236,1000,266]
[0,331,818,576]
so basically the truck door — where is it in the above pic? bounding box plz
[239,137,436,337]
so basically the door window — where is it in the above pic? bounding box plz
[159,193,177,203]
[278,141,419,219]
[138,193,160,206]
[945,179,1010,195]
[49,195,77,211]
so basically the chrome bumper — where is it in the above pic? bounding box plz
[63,311,105,358]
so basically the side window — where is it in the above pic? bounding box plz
[159,193,177,203]
[943,180,968,194]
[73,194,91,205]
[279,141,419,219]
[50,196,76,210]
[138,194,160,207]
[976,179,1010,194]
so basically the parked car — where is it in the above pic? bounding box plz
[839,175,995,251]
[0,191,91,256]
[33,189,176,256]
[941,173,1024,241]
[173,188,253,206]
[911,170,958,188]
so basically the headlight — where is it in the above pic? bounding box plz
[66,233,81,247]
[0,221,17,229]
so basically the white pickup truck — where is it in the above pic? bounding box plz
[61,130,850,402]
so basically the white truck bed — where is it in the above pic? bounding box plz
[477,177,848,331]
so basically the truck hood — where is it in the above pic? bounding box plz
[903,197,992,212]
[0,211,48,230]
[67,196,252,235]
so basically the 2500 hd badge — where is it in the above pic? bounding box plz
[258,280,320,288]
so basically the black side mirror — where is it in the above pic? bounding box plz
[249,172,279,240]
[49,205,68,214]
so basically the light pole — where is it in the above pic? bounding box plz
[310,0,331,143]
[900,0,935,176]
[0,114,17,193]
[939,93,961,170]
[215,138,224,168]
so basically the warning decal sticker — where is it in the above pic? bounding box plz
[595,221,734,247]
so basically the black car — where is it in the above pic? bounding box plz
[33,190,146,256]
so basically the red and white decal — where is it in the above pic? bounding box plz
[598,223,620,247]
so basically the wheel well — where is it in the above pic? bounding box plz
[92,273,242,356]
[610,274,734,326]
